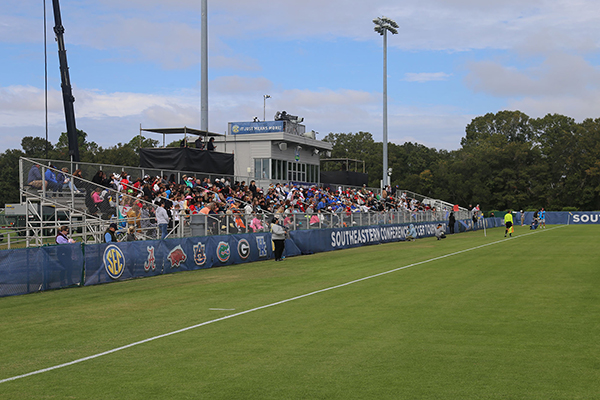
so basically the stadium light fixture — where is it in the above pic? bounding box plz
[373,16,398,188]
[263,94,271,121]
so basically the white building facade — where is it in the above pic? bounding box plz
[215,120,333,186]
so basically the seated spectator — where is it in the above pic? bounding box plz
[406,224,417,241]
[27,164,45,189]
[45,165,62,192]
[60,167,81,193]
[249,214,264,232]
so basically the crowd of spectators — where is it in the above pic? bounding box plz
[28,163,444,239]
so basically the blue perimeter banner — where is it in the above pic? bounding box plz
[229,121,284,135]
[5,212,597,296]
[0,243,83,297]
[84,222,450,286]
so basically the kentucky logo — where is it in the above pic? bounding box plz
[167,245,187,268]
[104,244,125,279]
[193,242,206,266]
[144,246,156,272]
[256,236,268,258]
[238,239,250,259]
[216,241,231,263]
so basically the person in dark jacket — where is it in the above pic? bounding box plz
[104,223,118,243]
[448,212,456,234]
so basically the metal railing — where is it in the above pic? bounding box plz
[9,157,472,249]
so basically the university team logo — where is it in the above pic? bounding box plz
[104,244,125,279]
[144,246,156,272]
[167,245,187,268]
[216,241,231,263]
[238,239,250,260]
[256,236,268,258]
[193,242,207,266]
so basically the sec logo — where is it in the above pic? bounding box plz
[104,244,125,279]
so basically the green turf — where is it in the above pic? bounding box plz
[1,225,599,399]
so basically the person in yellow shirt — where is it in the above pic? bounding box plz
[504,210,514,237]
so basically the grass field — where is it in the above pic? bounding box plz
[1,225,599,399]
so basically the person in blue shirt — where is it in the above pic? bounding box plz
[406,224,417,241]
[104,223,118,243]
[44,166,62,192]
[539,208,546,228]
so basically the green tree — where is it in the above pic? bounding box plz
[0,149,24,205]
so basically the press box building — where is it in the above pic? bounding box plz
[213,120,333,186]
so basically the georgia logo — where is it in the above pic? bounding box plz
[144,246,156,272]
[193,242,206,266]
[238,239,250,259]
[104,244,125,279]
[216,241,231,263]
[167,245,187,268]
[256,236,268,258]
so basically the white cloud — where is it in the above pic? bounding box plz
[404,72,451,83]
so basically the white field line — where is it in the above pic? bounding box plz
[0,226,564,384]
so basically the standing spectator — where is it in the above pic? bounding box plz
[104,223,118,243]
[207,137,216,151]
[126,203,141,232]
[520,210,525,226]
[271,215,287,261]
[539,208,546,228]
[195,136,204,149]
[156,200,170,239]
[55,226,75,244]
[448,212,456,234]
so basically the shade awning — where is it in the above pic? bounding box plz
[141,127,224,137]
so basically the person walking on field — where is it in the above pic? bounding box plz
[504,210,514,238]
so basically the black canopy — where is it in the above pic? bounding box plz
[140,147,234,175]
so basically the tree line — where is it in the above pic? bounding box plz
[1,110,599,211]
[322,111,600,211]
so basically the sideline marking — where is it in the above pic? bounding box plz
[0,226,564,384]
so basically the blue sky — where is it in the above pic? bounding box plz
[2,0,600,153]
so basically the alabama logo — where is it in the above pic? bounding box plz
[167,245,187,268]
[193,242,207,266]
[238,239,250,259]
[104,244,125,279]
[144,246,156,272]
[216,241,231,263]
[256,236,268,258]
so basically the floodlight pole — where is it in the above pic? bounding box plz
[373,16,398,188]
[383,28,389,188]
[201,0,208,134]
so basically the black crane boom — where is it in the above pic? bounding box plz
[51,0,80,162]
